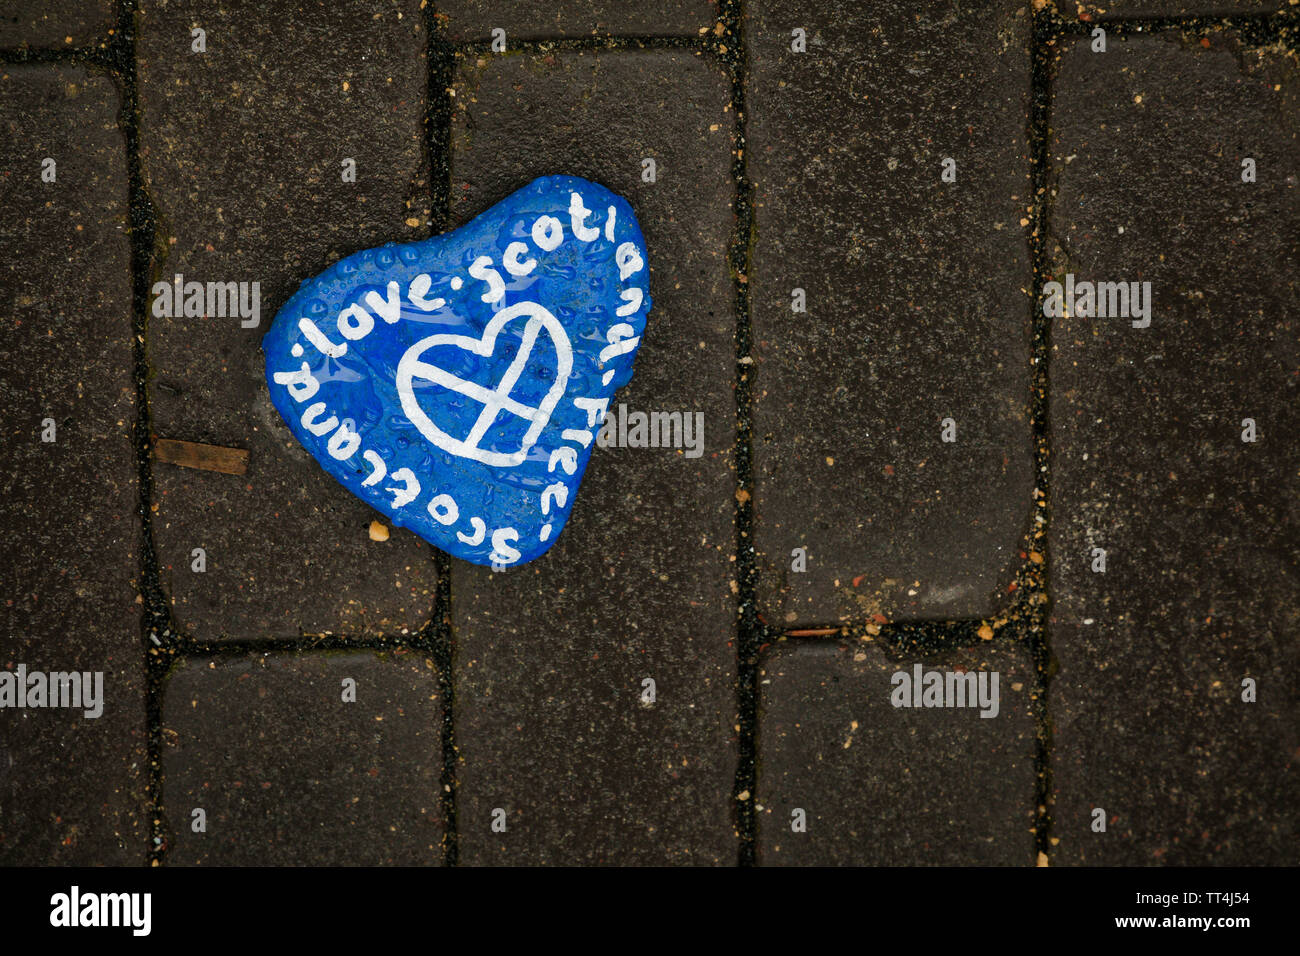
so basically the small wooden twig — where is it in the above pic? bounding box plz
[153,439,249,476]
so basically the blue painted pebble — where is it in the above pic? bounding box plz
[262,175,652,567]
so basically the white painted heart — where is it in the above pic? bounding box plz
[395,301,573,468]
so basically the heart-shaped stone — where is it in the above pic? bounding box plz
[262,175,651,567]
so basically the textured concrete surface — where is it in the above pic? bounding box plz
[138,0,437,639]
[1049,32,1299,865]
[746,0,1037,628]
[0,64,144,864]
[162,652,443,864]
[449,49,739,865]
[757,641,1038,865]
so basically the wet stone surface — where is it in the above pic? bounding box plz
[746,0,1037,629]
[1048,32,1299,865]
[1077,1,1285,18]
[757,641,1038,865]
[0,65,144,864]
[0,0,116,49]
[437,0,719,41]
[162,652,443,865]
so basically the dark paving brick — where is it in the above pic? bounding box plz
[757,641,1038,865]
[0,65,143,864]
[162,651,442,864]
[746,1,1037,628]
[139,0,436,640]
[449,50,738,865]
[0,0,116,48]
[1077,1,1284,18]
[1049,34,1299,864]
[437,0,717,41]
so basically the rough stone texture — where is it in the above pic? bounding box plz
[437,0,718,41]
[746,1,1036,628]
[449,50,738,865]
[1078,2,1284,18]
[139,0,436,640]
[0,0,116,48]
[162,652,443,864]
[1049,34,1299,865]
[0,65,143,864]
[757,641,1038,865]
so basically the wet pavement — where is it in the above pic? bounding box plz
[0,1,1295,865]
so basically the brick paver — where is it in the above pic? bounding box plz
[1078,1,1284,17]
[162,652,443,864]
[757,641,1038,865]
[0,0,115,48]
[1049,33,1299,864]
[138,0,437,639]
[437,0,719,41]
[0,65,143,864]
[746,0,1037,628]
[448,49,738,865]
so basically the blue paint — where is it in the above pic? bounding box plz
[263,175,651,567]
